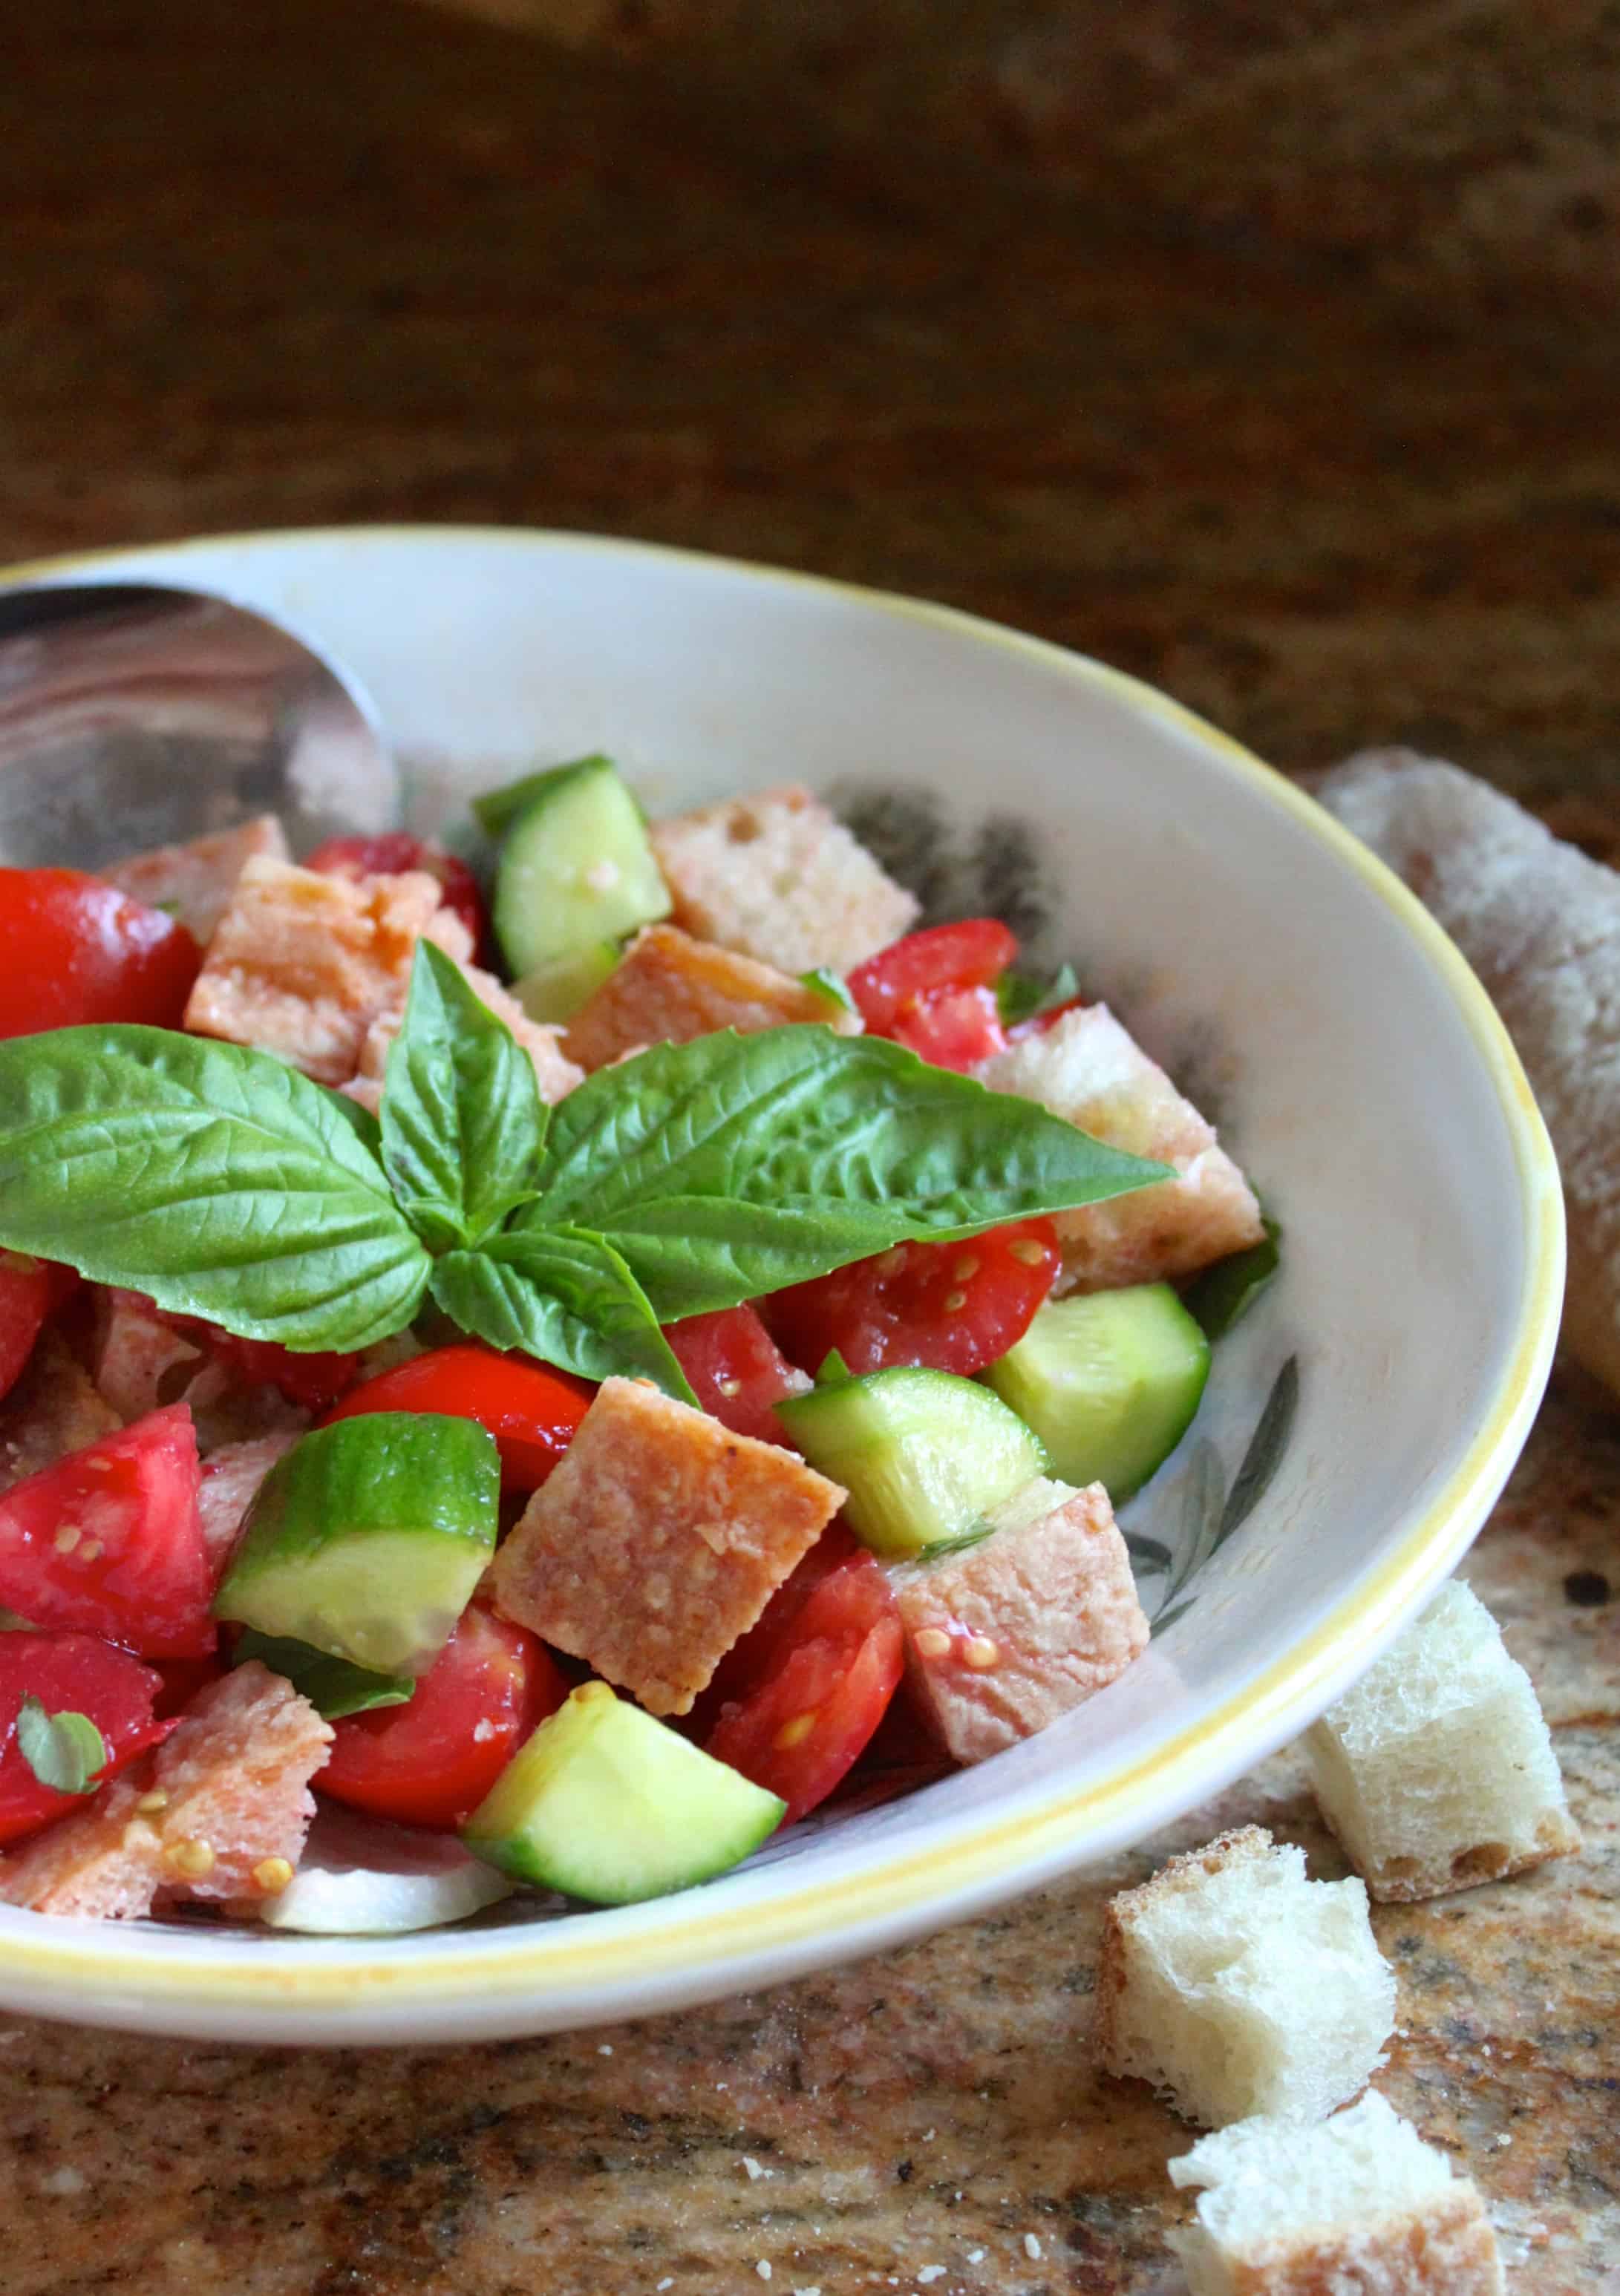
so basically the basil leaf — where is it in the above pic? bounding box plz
[997,961,1080,1026]
[380,942,548,1252]
[14,1696,107,1795]
[800,967,858,1015]
[0,1027,432,1353]
[522,1027,1169,1319]
[431,1226,699,1404]
[1183,1219,1281,1342]
[817,1348,854,1386]
[231,1630,416,1720]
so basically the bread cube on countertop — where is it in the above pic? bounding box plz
[490,1377,846,1717]
[974,1005,1264,1294]
[891,1477,1148,1764]
[1304,1577,1580,1903]
[1096,1826,1395,2127]
[1167,2091,1503,2296]
[650,785,919,975]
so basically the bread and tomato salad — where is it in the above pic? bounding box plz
[0,763,1271,1932]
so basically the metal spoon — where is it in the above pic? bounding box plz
[0,581,398,869]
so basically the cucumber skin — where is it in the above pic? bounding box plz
[463,1683,785,1904]
[472,754,612,839]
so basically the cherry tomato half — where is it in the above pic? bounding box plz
[846,919,1017,1071]
[663,1306,807,1445]
[0,868,200,1039]
[761,1217,1061,1379]
[322,1344,592,1492]
[704,1544,903,1824]
[0,1256,67,1407]
[0,1632,175,1845]
[318,1606,568,1831]
[305,833,488,958]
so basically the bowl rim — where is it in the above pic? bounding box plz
[0,525,1565,2037]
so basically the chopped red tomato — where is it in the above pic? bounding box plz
[0,1404,215,1658]
[0,868,200,1039]
[846,919,1016,1070]
[0,1256,61,1405]
[704,1546,903,1823]
[663,1306,807,1444]
[306,831,488,958]
[761,1217,1061,1378]
[322,1344,591,1492]
[1009,996,1084,1041]
[0,1633,176,1846]
[319,1606,568,1830]
[200,1330,359,1413]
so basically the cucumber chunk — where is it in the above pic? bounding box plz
[214,1414,499,1676]
[774,1367,1048,1559]
[511,939,622,1026]
[983,1283,1210,1500]
[463,1681,785,1903]
[472,753,610,839]
[491,757,671,978]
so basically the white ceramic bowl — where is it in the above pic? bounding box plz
[0,528,1562,2044]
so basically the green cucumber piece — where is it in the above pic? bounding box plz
[491,758,671,978]
[774,1367,1048,1559]
[213,1414,499,1676]
[511,940,622,1026]
[472,753,611,840]
[983,1283,1209,1501]
[463,1681,785,1903]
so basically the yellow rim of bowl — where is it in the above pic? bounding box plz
[0,527,1565,2017]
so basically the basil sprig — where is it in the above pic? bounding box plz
[15,1696,108,1796]
[0,946,1172,1400]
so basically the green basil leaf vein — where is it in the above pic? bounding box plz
[0,1027,431,1351]
[520,1026,1171,1319]
[15,1696,107,1795]
[381,941,547,1252]
[431,1226,699,1404]
[231,1629,416,1720]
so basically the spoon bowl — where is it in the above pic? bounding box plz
[0,581,396,867]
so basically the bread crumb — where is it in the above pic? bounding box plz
[757,2263,773,2282]
[1023,2231,1042,2260]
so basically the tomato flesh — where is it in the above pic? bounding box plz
[662,1306,807,1444]
[846,919,1016,1071]
[306,832,489,958]
[0,868,200,1039]
[0,1404,215,1658]
[704,1546,903,1823]
[322,1344,592,1492]
[0,1256,59,1406]
[319,1606,568,1830]
[0,1632,175,1845]
[761,1217,1061,1378]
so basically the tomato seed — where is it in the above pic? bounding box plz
[1007,1238,1048,1266]
[952,1257,980,1283]
[942,1291,967,1312]
[772,1711,819,1751]
[913,1629,952,1661]
[962,1637,1000,1671]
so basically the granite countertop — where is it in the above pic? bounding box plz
[2,3,1618,2289]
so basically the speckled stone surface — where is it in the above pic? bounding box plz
[1,4,1618,2289]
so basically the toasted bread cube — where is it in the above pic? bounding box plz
[1305,1580,1579,1903]
[0,1664,330,1920]
[1097,1827,1395,2127]
[91,1289,203,1424]
[342,957,584,1117]
[1167,2092,1504,2296]
[976,1006,1264,1292]
[490,1377,845,1716]
[102,816,291,944]
[197,1433,301,1566]
[650,785,919,974]
[892,1478,1148,1764]
[564,923,863,1070]
[183,857,474,1084]
[0,1336,121,1498]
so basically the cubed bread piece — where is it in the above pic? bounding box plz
[183,857,474,1084]
[650,785,919,973]
[975,1006,1264,1292]
[0,1664,331,1920]
[1167,2092,1504,2296]
[490,1376,845,1716]
[0,1336,121,1497]
[342,956,584,1116]
[892,1477,1148,1764]
[102,815,291,944]
[197,1433,301,1566]
[1304,1580,1579,1903]
[1096,1827,1395,2127]
[92,1289,204,1423]
[564,923,863,1070]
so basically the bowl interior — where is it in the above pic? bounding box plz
[0,529,1561,2041]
